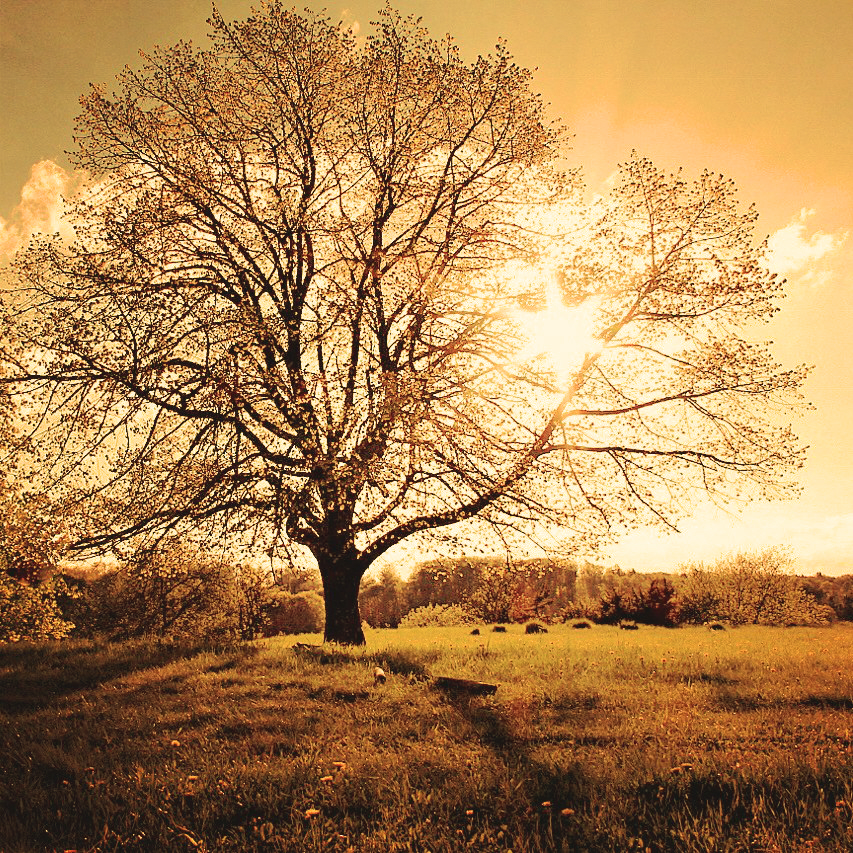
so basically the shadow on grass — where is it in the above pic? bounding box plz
[0,638,255,714]
[438,691,591,847]
[291,642,433,680]
[713,691,853,712]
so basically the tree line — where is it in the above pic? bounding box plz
[362,549,850,629]
[2,489,849,642]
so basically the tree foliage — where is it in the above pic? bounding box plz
[2,3,807,643]
[79,543,282,641]
[0,573,75,644]
[677,547,829,626]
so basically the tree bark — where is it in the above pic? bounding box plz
[318,552,366,645]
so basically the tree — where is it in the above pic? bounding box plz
[3,4,806,644]
[360,564,404,627]
[677,547,828,626]
[0,572,75,643]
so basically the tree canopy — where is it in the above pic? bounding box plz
[2,3,807,643]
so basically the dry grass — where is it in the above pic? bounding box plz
[1,624,851,851]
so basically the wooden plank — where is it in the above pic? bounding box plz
[433,676,498,696]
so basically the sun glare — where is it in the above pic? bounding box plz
[513,275,601,382]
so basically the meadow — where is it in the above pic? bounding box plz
[1,623,851,852]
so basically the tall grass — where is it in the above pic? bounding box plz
[1,625,851,851]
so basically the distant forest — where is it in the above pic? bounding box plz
[359,554,853,630]
[4,546,851,644]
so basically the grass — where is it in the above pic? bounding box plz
[1,624,852,852]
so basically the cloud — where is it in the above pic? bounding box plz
[338,8,362,40]
[766,208,848,287]
[0,160,76,260]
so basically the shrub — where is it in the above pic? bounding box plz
[266,590,325,635]
[76,545,287,642]
[78,546,239,641]
[398,603,475,628]
[525,622,547,634]
[0,573,75,643]
[678,548,830,626]
[572,620,592,629]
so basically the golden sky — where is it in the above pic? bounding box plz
[1,0,851,573]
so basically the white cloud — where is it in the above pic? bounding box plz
[338,8,362,41]
[0,160,76,260]
[766,208,848,287]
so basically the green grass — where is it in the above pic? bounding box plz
[1,624,852,852]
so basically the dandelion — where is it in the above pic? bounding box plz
[465,809,474,816]
[561,808,575,816]
[541,801,552,807]
[320,775,334,783]
[170,739,181,748]
[333,761,346,770]
[305,808,320,818]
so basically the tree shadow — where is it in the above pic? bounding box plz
[437,690,591,845]
[0,638,253,714]
[713,691,853,712]
[291,642,433,680]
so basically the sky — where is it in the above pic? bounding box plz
[1,0,851,575]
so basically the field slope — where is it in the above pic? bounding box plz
[1,624,852,852]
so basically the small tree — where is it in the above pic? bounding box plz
[466,559,520,624]
[360,565,404,628]
[82,542,238,640]
[639,578,677,626]
[677,547,827,626]
[0,573,75,643]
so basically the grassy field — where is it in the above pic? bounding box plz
[1,623,851,852]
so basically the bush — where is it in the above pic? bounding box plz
[77,545,286,642]
[266,590,325,635]
[678,548,830,626]
[78,547,239,641]
[0,573,75,643]
[398,603,475,628]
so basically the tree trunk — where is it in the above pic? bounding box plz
[318,555,366,645]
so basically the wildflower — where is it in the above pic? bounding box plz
[187,775,199,782]
[541,801,552,807]
[465,809,474,816]
[170,739,181,748]
[320,775,334,783]
[561,808,575,816]
[333,761,346,770]
[305,808,320,818]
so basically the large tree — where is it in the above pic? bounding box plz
[2,3,806,643]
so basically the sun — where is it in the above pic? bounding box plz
[513,275,601,382]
